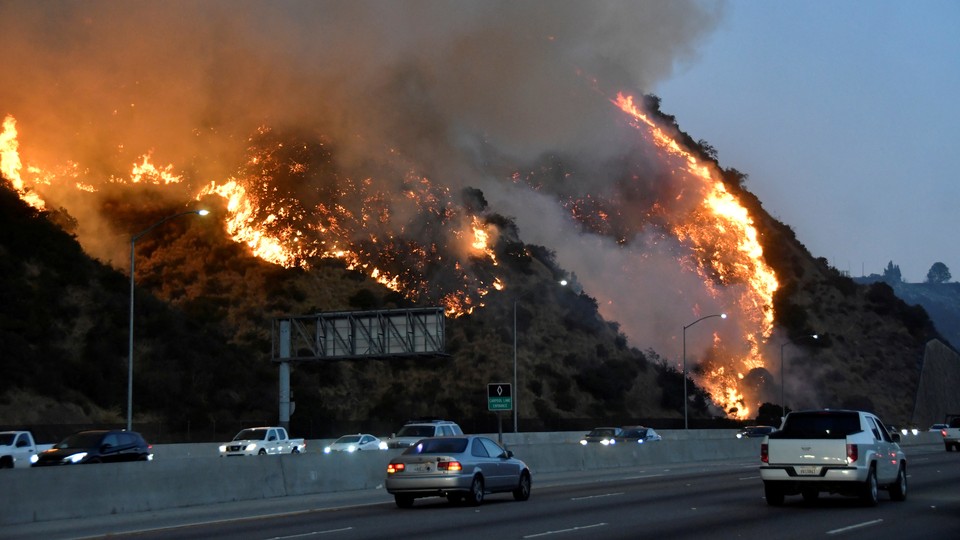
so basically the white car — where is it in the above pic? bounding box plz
[324,434,387,453]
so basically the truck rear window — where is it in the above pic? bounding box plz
[771,411,863,439]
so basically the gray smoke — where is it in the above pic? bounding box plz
[0,1,730,357]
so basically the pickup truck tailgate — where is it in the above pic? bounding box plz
[764,439,850,466]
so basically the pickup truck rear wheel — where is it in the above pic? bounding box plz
[291,447,300,454]
[764,482,784,506]
[860,466,879,507]
[888,463,907,501]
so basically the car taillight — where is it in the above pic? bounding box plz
[387,463,404,474]
[846,443,858,464]
[941,429,948,438]
[438,461,462,471]
[760,443,768,463]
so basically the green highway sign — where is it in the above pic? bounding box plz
[487,383,513,411]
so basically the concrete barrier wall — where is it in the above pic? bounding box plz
[1,430,942,526]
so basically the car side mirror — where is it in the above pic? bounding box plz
[504,450,513,459]
[100,444,113,453]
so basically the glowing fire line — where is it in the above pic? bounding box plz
[613,93,779,418]
[4,99,779,418]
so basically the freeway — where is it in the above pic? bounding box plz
[6,445,957,539]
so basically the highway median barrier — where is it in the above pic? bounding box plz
[1,429,942,525]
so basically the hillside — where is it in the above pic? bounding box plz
[853,278,960,349]
[0,179,712,440]
[1,98,949,442]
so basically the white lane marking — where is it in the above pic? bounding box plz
[826,519,883,535]
[739,475,761,480]
[266,527,354,539]
[623,473,664,480]
[570,492,624,501]
[523,522,608,538]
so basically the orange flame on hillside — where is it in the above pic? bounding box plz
[1,115,45,210]
[3,90,779,418]
[613,93,778,418]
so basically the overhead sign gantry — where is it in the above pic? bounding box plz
[271,307,446,428]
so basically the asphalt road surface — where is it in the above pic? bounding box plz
[7,446,958,539]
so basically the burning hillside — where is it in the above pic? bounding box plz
[1,90,777,418]
[0,2,791,419]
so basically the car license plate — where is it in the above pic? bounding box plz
[412,463,432,472]
[797,465,820,476]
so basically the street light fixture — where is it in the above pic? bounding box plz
[780,334,818,420]
[682,313,727,430]
[127,209,209,432]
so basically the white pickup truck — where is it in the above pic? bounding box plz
[941,414,960,451]
[0,431,52,468]
[760,409,907,506]
[219,426,305,456]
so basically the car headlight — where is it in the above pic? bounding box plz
[346,445,357,452]
[323,446,332,454]
[911,428,919,436]
[219,445,227,453]
[579,440,588,446]
[67,452,87,464]
[30,454,39,464]
[245,443,257,451]
[378,441,388,450]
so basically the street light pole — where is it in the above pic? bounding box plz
[127,209,208,432]
[682,313,727,430]
[780,334,818,420]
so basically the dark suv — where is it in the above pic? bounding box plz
[32,429,153,466]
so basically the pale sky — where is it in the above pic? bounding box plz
[655,0,960,283]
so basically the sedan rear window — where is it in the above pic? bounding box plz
[404,438,469,454]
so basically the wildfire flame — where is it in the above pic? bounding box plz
[613,93,779,418]
[1,115,45,210]
[3,90,779,418]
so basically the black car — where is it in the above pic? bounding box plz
[616,426,663,443]
[32,430,153,466]
[579,427,623,445]
[735,425,777,439]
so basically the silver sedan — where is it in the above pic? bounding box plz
[385,435,531,507]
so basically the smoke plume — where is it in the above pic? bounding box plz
[2,1,752,400]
